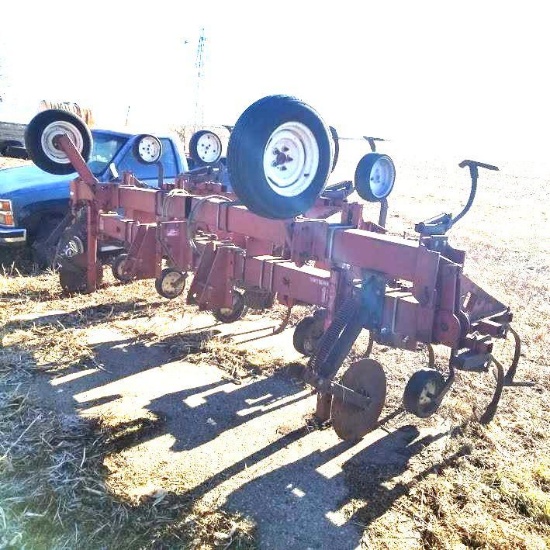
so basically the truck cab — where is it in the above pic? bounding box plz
[0,128,188,247]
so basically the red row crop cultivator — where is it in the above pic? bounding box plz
[25,95,524,440]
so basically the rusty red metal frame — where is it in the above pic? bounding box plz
[61,142,510,353]
[55,133,518,427]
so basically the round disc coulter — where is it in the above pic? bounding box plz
[331,358,387,440]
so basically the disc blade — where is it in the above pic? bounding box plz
[331,358,386,441]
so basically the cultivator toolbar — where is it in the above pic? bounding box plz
[24,95,523,440]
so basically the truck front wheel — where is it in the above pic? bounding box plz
[31,216,66,268]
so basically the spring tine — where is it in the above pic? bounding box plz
[479,357,504,425]
[503,326,522,384]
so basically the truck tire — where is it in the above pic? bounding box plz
[189,130,223,166]
[31,216,65,268]
[227,95,333,219]
[25,110,92,175]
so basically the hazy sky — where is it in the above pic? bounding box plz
[1,0,549,164]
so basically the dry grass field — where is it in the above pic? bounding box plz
[0,149,549,549]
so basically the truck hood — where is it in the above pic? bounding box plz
[0,164,74,197]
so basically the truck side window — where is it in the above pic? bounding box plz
[117,138,179,183]
[88,135,127,176]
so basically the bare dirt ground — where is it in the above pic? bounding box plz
[1,151,549,549]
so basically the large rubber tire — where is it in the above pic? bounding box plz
[25,109,92,175]
[31,216,64,268]
[56,209,87,288]
[354,153,396,203]
[227,95,333,219]
[189,130,223,166]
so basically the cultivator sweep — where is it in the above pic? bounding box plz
[24,96,523,440]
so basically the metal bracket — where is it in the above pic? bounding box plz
[325,224,354,260]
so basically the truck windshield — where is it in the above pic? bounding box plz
[87,132,127,175]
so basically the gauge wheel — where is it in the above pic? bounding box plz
[155,268,187,299]
[403,369,446,418]
[112,253,134,282]
[133,134,162,165]
[227,95,333,219]
[25,109,92,175]
[189,130,223,166]
[213,289,248,323]
[355,153,396,202]
[293,314,325,356]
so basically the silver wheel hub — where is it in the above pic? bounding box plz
[418,380,438,407]
[137,136,162,163]
[61,236,84,258]
[196,133,222,163]
[41,121,84,164]
[369,157,395,199]
[263,121,319,197]
[163,271,185,291]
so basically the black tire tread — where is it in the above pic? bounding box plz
[155,268,186,299]
[25,109,92,175]
[189,130,222,166]
[227,95,332,219]
[112,253,133,282]
[403,369,445,418]
[354,152,396,203]
[212,290,247,323]
[293,316,315,355]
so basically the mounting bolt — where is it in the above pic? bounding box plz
[440,322,449,332]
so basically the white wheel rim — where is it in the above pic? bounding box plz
[116,258,128,277]
[418,379,437,407]
[40,121,85,164]
[61,236,84,258]
[138,136,162,163]
[263,121,320,197]
[196,132,222,163]
[369,157,395,199]
[162,271,184,293]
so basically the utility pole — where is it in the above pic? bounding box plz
[193,27,206,131]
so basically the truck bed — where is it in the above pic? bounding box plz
[0,121,26,139]
[0,121,28,158]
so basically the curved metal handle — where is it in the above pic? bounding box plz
[451,159,499,228]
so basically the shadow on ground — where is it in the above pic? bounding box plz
[2,311,466,549]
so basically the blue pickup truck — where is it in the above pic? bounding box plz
[0,128,189,260]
